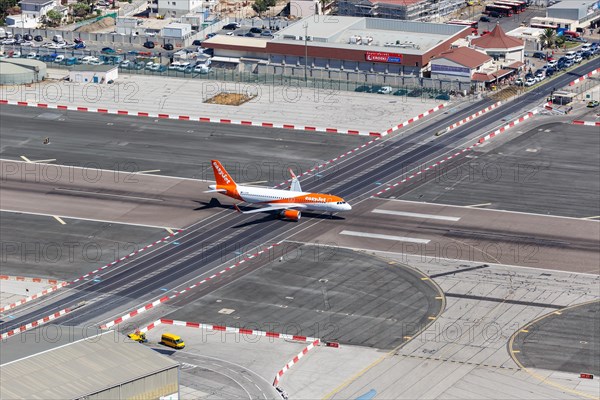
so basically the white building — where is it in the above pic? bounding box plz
[5,14,38,28]
[162,22,192,39]
[69,65,118,84]
[530,0,600,31]
[19,0,56,21]
[471,24,524,64]
[115,17,141,35]
[158,0,203,18]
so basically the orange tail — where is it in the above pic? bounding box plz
[211,160,236,187]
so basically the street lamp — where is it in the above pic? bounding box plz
[303,21,308,83]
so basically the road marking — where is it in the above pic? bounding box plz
[372,209,460,221]
[339,230,430,244]
[0,209,180,230]
[166,228,174,234]
[20,156,32,163]
[435,296,444,300]
[54,188,164,202]
[467,203,492,208]
[582,216,600,220]
[136,169,161,174]
[53,216,66,225]
[31,159,56,163]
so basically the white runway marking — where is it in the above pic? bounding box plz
[372,209,460,221]
[340,230,430,244]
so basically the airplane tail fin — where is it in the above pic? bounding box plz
[211,160,236,187]
[289,168,302,192]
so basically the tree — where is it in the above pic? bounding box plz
[540,28,556,50]
[71,1,90,16]
[45,9,63,26]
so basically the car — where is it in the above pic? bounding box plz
[21,41,33,47]
[120,60,131,68]
[514,78,524,86]
[377,86,393,94]
[582,51,593,59]
[193,64,211,73]
[23,34,32,41]
[2,38,16,45]
[206,32,217,39]
[26,52,36,59]
[226,31,234,36]
[143,41,155,49]
[74,42,86,49]
[34,35,43,42]
[532,51,547,60]
[574,55,583,63]
[354,85,370,92]
[244,32,256,37]
[102,47,115,53]
[163,43,174,50]
[222,22,240,30]
[587,100,599,108]
[14,33,22,41]
[90,59,102,65]
[565,51,576,60]
[177,62,190,71]
[169,62,181,70]
[480,15,491,22]
[183,65,194,73]
[547,59,557,68]
[192,39,202,46]
[54,54,64,62]
[249,27,262,34]
[564,59,574,68]
[524,77,536,86]
[546,67,555,77]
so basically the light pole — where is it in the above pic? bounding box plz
[303,21,308,83]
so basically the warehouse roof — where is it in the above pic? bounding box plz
[0,325,178,399]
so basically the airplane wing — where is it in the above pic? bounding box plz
[289,168,302,192]
[203,189,227,193]
[234,203,306,214]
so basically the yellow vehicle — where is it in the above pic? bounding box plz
[127,331,147,343]
[160,333,185,349]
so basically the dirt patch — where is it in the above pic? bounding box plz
[204,92,256,106]
[75,17,115,33]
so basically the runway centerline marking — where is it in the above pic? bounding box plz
[467,202,492,208]
[372,209,460,221]
[53,216,66,225]
[340,230,430,244]
[136,169,161,174]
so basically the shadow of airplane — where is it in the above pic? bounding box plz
[192,198,229,211]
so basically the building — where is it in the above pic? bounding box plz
[162,22,193,39]
[4,14,38,28]
[430,46,492,82]
[116,17,142,35]
[157,0,203,17]
[19,0,56,21]
[290,0,321,18]
[69,64,118,83]
[530,0,600,31]
[471,24,524,63]
[0,326,179,399]
[506,26,545,50]
[202,16,470,77]
[0,59,46,84]
[337,0,465,21]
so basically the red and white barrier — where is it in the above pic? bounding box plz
[381,103,448,135]
[446,101,501,131]
[0,308,70,340]
[373,109,539,197]
[568,68,600,86]
[0,281,68,314]
[273,339,321,386]
[100,243,280,329]
[135,318,319,343]
[572,120,600,126]
[0,275,63,284]
[0,99,381,136]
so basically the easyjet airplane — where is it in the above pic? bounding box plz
[205,160,351,221]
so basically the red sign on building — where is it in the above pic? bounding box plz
[365,51,403,63]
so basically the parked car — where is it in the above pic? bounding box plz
[532,51,547,60]
[222,22,240,30]
[206,32,217,39]
[524,76,536,86]
[574,54,583,63]
[143,41,155,49]
[192,39,202,46]
[377,86,393,94]
[587,100,599,108]
[2,38,16,45]
[564,59,574,68]
[244,32,255,37]
[545,67,555,77]
[102,47,115,53]
[514,77,524,86]
[120,60,131,69]
[249,27,262,34]
[163,43,174,50]
[168,61,181,70]
[479,15,491,22]
[54,54,64,62]
[354,85,370,92]
[34,35,43,42]
[582,51,593,59]
[547,59,557,68]
[261,30,273,37]
[74,42,86,49]
[193,64,211,74]
[23,34,32,41]
[26,52,36,59]
[566,36,587,43]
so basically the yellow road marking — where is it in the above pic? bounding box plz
[554,311,562,315]
[428,316,436,320]
[421,277,430,281]
[512,350,521,353]
[166,228,174,234]
[20,156,32,163]
[403,336,412,340]
[53,216,66,225]
[435,296,444,300]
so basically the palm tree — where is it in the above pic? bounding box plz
[540,28,556,50]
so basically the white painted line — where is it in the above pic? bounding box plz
[0,209,176,230]
[20,156,32,163]
[582,216,600,220]
[372,209,460,221]
[467,203,492,208]
[54,188,163,202]
[31,159,56,163]
[136,169,161,174]
[340,230,430,244]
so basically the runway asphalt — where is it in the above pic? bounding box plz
[2,59,599,337]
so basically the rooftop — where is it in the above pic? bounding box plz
[70,64,118,72]
[272,16,468,55]
[204,35,269,48]
[19,0,54,4]
[471,24,523,49]
[0,325,178,399]
[433,46,491,68]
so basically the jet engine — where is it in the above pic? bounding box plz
[280,209,301,221]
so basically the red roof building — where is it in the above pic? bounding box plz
[471,24,524,63]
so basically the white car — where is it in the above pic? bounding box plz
[574,55,583,63]
[2,38,16,45]
[89,59,102,65]
[26,52,36,59]
[120,60,131,68]
[11,51,21,58]
[377,86,393,94]
[565,51,576,60]
[21,41,33,47]
[193,64,211,74]
[177,62,190,71]
[547,60,557,68]
[55,55,64,62]
[168,61,181,70]
[524,77,536,86]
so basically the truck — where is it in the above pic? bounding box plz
[127,331,148,343]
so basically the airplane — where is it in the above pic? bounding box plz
[205,160,351,221]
